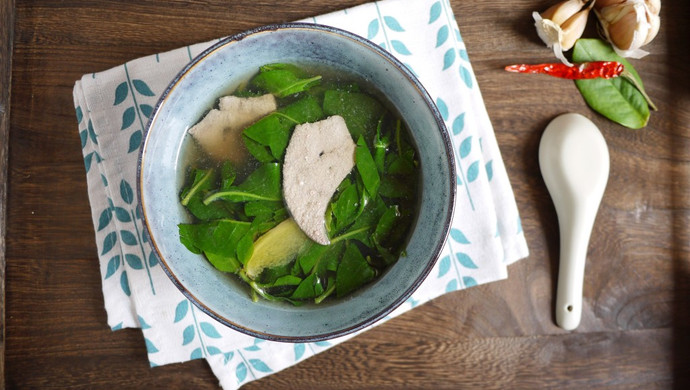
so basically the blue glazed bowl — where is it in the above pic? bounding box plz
[139,23,455,342]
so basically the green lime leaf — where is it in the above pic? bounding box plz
[572,39,650,129]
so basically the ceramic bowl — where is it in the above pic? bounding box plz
[138,23,455,342]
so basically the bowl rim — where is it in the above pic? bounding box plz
[137,22,456,342]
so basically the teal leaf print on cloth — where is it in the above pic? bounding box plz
[458,48,469,61]
[442,48,455,70]
[236,361,248,383]
[436,98,448,120]
[174,300,189,323]
[145,338,159,353]
[367,19,379,39]
[120,107,136,130]
[390,40,411,55]
[120,179,134,204]
[445,278,458,292]
[450,228,470,244]
[182,325,195,345]
[436,25,448,47]
[294,343,306,360]
[83,151,102,173]
[467,161,480,183]
[75,106,83,124]
[120,230,138,245]
[463,276,478,287]
[200,322,222,338]
[457,252,478,269]
[128,130,142,153]
[114,206,131,222]
[486,160,494,181]
[87,120,98,145]
[101,231,118,255]
[459,64,473,88]
[125,254,143,270]
[139,104,154,118]
[148,251,158,267]
[120,271,131,296]
[459,136,472,158]
[383,16,405,32]
[133,79,156,96]
[250,359,272,373]
[191,348,203,359]
[452,112,465,135]
[104,255,120,279]
[114,82,129,105]
[138,315,152,329]
[429,1,442,23]
[438,255,451,277]
[79,130,88,148]
[98,207,113,231]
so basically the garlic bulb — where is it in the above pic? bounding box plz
[594,0,661,58]
[533,0,595,65]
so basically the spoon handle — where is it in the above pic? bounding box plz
[555,208,596,331]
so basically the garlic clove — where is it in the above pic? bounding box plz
[542,0,589,25]
[645,0,661,15]
[533,0,594,65]
[644,12,661,45]
[560,8,591,50]
[594,0,661,58]
[606,7,641,50]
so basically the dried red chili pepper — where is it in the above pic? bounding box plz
[504,61,624,79]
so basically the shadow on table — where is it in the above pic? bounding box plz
[669,1,690,389]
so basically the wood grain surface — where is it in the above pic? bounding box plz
[1,0,16,386]
[4,0,690,389]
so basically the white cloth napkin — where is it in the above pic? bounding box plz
[73,0,529,388]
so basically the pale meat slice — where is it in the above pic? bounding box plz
[283,115,356,245]
[188,94,277,163]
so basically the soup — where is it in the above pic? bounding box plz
[177,63,420,305]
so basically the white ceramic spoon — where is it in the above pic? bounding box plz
[539,113,609,331]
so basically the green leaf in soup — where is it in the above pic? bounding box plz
[336,242,376,298]
[243,95,324,161]
[243,136,275,162]
[373,117,389,174]
[323,90,386,138]
[220,161,237,191]
[291,273,320,300]
[271,274,303,287]
[250,66,322,98]
[178,219,251,272]
[235,232,254,265]
[296,241,344,276]
[331,180,360,232]
[205,251,242,273]
[572,39,649,129]
[204,163,281,203]
[386,153,416,175]
[355,136,380,199]
[179,168,235,221]
[255,261,294,285]
[373,205,400,248]
[379,176,414,199]
[331,195,386,246]
[296,241,330,275]
[244,200,284,217]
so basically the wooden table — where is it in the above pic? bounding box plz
[3,0,690,388]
